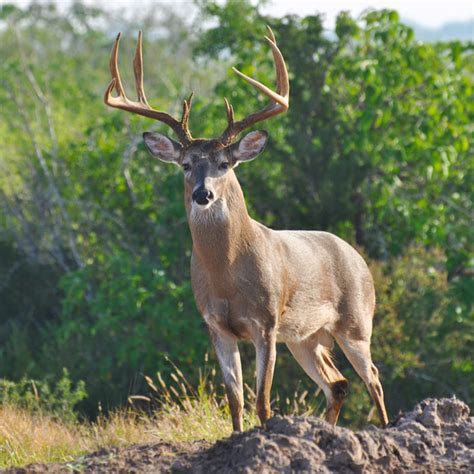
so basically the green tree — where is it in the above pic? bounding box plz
[0,1,215,414]
[0,0,472,422]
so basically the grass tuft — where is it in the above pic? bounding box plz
[137,363,259,442]
[0,404,155,468]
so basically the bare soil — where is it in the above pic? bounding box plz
[7,398,473,473]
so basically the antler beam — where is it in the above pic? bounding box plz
[218,26,289,146]
[104,31,194,146]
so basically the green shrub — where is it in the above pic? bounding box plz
[0,369,87,422]
[48,253,210,415]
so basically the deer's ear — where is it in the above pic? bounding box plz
[230,130,268,163]
[143,132,182,163]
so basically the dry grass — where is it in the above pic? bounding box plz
[0,358,317,468]
[139,362,260,443]
[131,357,318,443]
[0,404,155,468]
[0,404,83,467]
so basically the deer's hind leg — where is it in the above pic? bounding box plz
[335,334,389,427]
[287,331,348,425]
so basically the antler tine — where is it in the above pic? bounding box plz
[182,92,193,123]
[104,31,194,146]
[265,27,289,98]
[219,26,289,145]
[133,30,148,105]
[180,92,195,139]
[266,24,276,43]
[231,29,289,107]
[107,33,126,98]
[224,98,235,125]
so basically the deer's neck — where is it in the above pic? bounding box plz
[185,172,255,273]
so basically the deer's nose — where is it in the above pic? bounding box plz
[192,188,214,205]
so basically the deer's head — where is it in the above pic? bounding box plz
[104,27,288,210]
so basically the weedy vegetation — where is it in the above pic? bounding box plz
[0,358,318,468]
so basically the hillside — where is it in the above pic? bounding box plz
[9,398,473,473]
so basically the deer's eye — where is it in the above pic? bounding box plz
[219,162,230,170]
[182,163,191,172]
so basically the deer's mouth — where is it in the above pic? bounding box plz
[191,200,213,211]
[190,197,228,220]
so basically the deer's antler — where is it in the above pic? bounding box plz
[104,31,194,146]
[218,26,289,146]
[104,28,289,147]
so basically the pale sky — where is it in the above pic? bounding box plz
[5,0,474,29]
[265,0,473,27]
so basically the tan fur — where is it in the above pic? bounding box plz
[183,148,389,431]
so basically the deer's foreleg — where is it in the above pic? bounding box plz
[210,329,244,432]
[255,330,277,426]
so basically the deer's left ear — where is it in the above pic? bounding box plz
[230,130,268,163]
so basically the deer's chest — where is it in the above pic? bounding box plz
[191,244,283,340]
[194,270,280,341]
[201,295,276,342]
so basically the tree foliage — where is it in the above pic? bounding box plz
[0,1,472,422]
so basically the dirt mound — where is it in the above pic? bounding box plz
[9,398,473,473]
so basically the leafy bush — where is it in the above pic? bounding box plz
[0,369,87,422]
[49,253,209,414]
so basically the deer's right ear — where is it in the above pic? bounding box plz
[143,132,182,164]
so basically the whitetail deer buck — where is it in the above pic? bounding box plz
[104,28,389,431]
